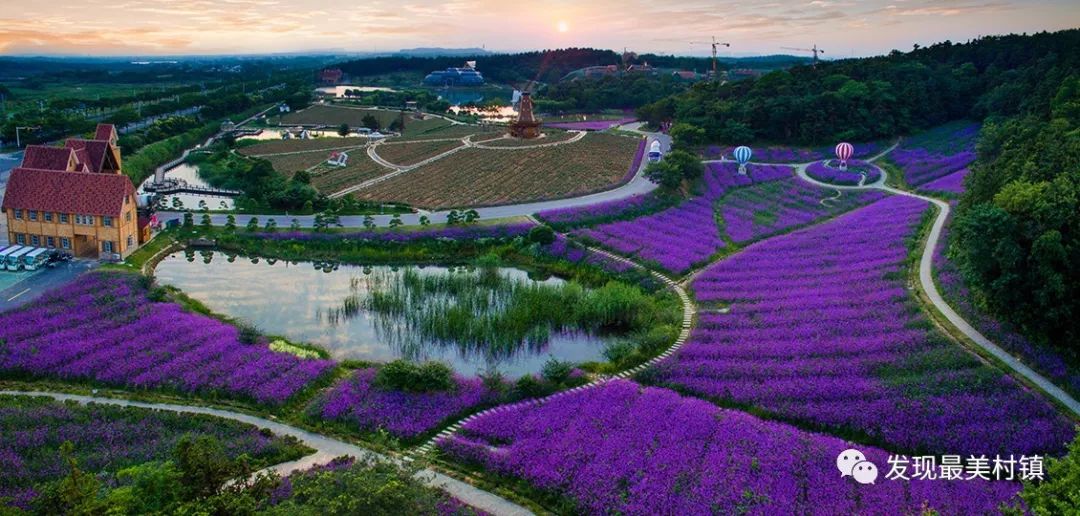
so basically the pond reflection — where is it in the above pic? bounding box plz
[154,251,610,377]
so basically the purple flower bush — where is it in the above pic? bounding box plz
[439,380,1021,515]
[621,138,647,183]
[719,177,887,243]
[934,209,1080,398]
[0,273,334,405]
[256,223,535,243]
[572,162,791,273]
[805,159,881,186]
[540,234,635,275]
[889,122,979,185]
[535,193,670,229]
[918,168,968,195]
[544,117,636,131]
[310,368,501,440]
[656,196,1074,456]
[0,394,306,509]
[704,142,884,163]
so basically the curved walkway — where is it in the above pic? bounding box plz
[0,390,533,516]
[414,240,695,455]
[790,157,1080,417]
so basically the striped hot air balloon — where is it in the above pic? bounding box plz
[835,142,854,169]
[733,146,752,175]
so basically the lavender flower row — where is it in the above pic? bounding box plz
[572,163,791,273]
[720,177,887,243]
[0,273,335,405]
[439,379,1021,515]
[309,368,500,439]
[540,234,635,275]
[658,196,1074,456]
[534,193,669,228]
[891,122,979,185]
[0,394,303,509]
[917,168,968,195]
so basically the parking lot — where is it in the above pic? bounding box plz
[0,259,98,311]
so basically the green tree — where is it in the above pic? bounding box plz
[246,217,259,232]
[363,214,375,229]
[182,212,194,228]
[463,209,480,224]
[200,213,211,230]
[361,114,380,131]
[528,225,556,245]
[33,441,107,515]
[1014,431,1080,514]
[446,210,461,225]
[669,122,706,147]
[337,123,351,136]
[174,435,249,500]
[418,215,430,226]
[388,214,403,228]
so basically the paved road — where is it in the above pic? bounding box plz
[157,130,671,228]
[0,390,534,516]
[0,260,99,312]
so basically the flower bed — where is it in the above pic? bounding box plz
[309,368,500,439]
[544,117,636,131]
[439,380,1020,515]
[0,394,308,509]
[534,193,672,230]
[917,168,968,195]
[719,177,887,243]
[572,163,790,274]
[0,272,335,405]
[805,159,880,186]
[934,210,1080,398]
[541,234,635,275]
[889,121,979,185]
[658,196,1073,456]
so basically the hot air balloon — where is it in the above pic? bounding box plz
[733,146,752,175]
[835,142,854,170]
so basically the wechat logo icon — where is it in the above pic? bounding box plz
[837,449,878,485]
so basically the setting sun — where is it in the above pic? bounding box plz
[557,20,569,33]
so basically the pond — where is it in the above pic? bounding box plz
[138,163,235,211]
[316,85,398,97]
[154,251,612,378]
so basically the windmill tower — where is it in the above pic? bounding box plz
[508,89,541,139]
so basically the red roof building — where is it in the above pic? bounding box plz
[3,123,141,259]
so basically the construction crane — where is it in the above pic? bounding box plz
[782,44,825,67]
[690,37,731,79]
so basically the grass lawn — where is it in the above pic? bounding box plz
[280,105,452,135]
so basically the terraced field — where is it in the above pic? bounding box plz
[390,124,503,141]
[373,139,463,167]
[353,133,640,209]
[259,151,342,178]
[474,130,579,147]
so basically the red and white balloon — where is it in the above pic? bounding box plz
[835,142,854,169]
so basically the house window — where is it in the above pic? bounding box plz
[76,214,94,225]
[61,238,71,250]
[28,211,37,221]
[44,212,53,222]
[127,235,134,247]
[15,234,25,245]
[102,241,115,253]
[14,209,22,220]
[30,235,40,246]
[125,211,132,222]
[60,213,70,223]
[103,216,113,227]
[47,236,55,248]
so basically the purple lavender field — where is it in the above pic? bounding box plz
[572,162,791,273]
[540,234,635,275]
[0,394,308,509]
[719,176,887,243]
[0,272,335,405]
[888,121,979,185]
[439,380,1022,515]
[658,196,1074,456]
[918,168,968,195]
[310,368,501,439]
[254,222,535,244]
[703,141,885,163]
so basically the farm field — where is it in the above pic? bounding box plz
[279,104,452,135]
[372,139,463,167]
[260,150,344,178]
[0,394,309,510]
[388,124,503,141]
[309,153,394,193]
[236,137,369,156]
[353,133,640,209]
[474,130,579,147]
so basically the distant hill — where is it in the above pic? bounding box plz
[395,48,491,57]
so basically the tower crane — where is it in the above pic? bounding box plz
[781,44,825,67]
[690,37,731,79]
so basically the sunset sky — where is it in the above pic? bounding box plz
[2,0,1078,57]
